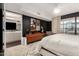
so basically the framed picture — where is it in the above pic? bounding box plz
[36,20,40,26]
[30,18,40,32]
[31,18,36,31]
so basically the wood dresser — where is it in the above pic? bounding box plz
[26,32,45,44]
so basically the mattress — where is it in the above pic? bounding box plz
[40,34,79,56]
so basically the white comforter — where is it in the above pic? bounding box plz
[40,34,79,56]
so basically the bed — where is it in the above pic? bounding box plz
[39,34,79,56]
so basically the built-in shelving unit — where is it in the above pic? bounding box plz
[5,11,22,44]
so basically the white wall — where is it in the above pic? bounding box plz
[52,16,61,33]
[6,32,21,43]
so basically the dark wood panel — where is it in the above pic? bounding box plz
[40,20,47,33]
[46,21,52,31]
[22,15,31,37]
[40,20,52,32]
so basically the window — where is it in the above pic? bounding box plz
[60,17,75,34]
[77,17,79,34]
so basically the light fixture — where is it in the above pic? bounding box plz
[53,8,61,14]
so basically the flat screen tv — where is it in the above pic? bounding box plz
[6,22,16,30]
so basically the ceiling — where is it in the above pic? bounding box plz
[4,3,79,21]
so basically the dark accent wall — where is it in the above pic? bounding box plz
[40,20,47,33]
[46,21,51,31]
[40,20,51,33]
[22,15,52,37]
[22,15,31,37]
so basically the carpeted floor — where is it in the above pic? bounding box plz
[5,41,41,56]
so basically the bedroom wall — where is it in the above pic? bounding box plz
[52,16,61,33]
[6,32,21,43]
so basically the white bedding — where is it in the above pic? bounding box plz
[40,34,79,56]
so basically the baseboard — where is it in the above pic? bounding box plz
[6,40,21,44]
[6,40,21,48]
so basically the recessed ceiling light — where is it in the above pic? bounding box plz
[53,8,61,14]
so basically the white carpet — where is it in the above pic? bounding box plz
[5,41,41,56]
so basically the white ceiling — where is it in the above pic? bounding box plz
[4,3,79,21]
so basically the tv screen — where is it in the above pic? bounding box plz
[6,22,16,30]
